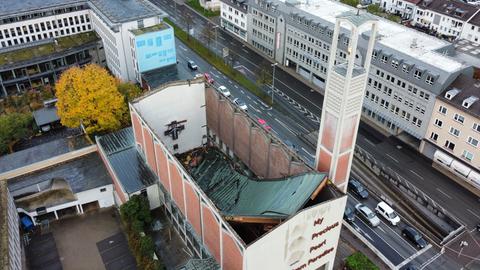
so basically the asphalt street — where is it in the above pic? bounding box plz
[153,0,480,232]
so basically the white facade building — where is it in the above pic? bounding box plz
[380,0,420,20]
[460,12,480,43]
[220,0,249,41]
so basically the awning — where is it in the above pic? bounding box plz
[467,171,480,189]
[451,160,471,177]
[433,150,453,166]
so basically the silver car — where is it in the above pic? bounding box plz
[355,203,380,227]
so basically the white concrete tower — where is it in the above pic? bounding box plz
[315,11,378,193]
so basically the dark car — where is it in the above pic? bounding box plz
[348,178,369,199]
[404,264,419,270]
[402,226,427,249]
[187,60,198,70]
[343,206,355,223]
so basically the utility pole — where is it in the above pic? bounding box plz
[271,62,278,108]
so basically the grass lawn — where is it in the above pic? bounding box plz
[186,0,220,17]
[164,18,272,105]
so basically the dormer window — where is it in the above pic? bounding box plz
[426,75,435,85]
[402,64,409,73]
[414,69,422,79]
[372,50,377,59]
[445,88,460,100]
[463,96,479,108]
[392,59,399,68]
[381,55,388,63]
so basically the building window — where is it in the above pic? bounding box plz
[391,59,399,68]
[100,188,107,192]
[453,113,465,124]
[426,75,434,85]
[438,105,447,114]
[467,136,479,147]
[449,127,460,137]
[434,119,443,127]
[430,132,438,141]
[444,140,455,151]
[414,69,422,79]
[402,64,409,73]
[463,150,474,161]
[381,55,388,63]
[473,123,480,132]
[372,51,377,59]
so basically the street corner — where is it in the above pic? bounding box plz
[444,229,480,267]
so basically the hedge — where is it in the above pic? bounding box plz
[345,252,379,270]
[186,0,220,17]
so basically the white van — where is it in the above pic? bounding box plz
[375,201,400,226]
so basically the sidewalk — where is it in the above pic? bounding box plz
[335,227,390,270]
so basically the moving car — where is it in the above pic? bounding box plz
[204,72,214,84]
[187,60,198,70]
[343,206,355,223]
[217,86,231,97]
[257,118,271,131]
[375,201,401,226]
[355,203,380,227]
[402,226,427,249]
[348,178,369,199]
[233,98,248,111]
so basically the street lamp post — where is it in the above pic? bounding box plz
[271,62,278,107]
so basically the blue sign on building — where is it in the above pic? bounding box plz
[135,27,176,73]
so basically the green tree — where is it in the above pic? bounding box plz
[257,61,273,87]
[0,112,34,154]
[55,64,127,135]
[366,4,382,14]
[118,82,143,103]
[120,195,152,232]
[202,23,215,51]
[185,13,194,41]
[345,252,379,270]
[340,0,359,7]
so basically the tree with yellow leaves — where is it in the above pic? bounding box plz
[55,64,127,134]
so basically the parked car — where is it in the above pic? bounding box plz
[257,118,271,131]
[217,86,231,97]
[187,60,198,70]
[193,73,203,79]
[343,206,355,223]
[204,72,214,84]
[348,178,369,199]
[233,98,248,111]
[402,226,427,249]
[355,203,380,227]
[375,201,401,226]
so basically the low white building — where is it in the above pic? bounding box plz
[220,0,248,41]
[380,0,420,20]
[460,11,480,43]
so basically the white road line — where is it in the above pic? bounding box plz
[364,138,376,147]
[275,118,296,135]
[179,45,188,51]
[240,90,244,94]
[420,251,442,270]
[301,147,315,158]
[211,73,220,78]
[246,96,252,100]
[409,170,424,180]
[223,75,227,79]
[229,80,233,84]
[467,209,480,219]
[386,154,399,163]
[436,188,452,199]
[253,100,259,105]
[234,85,239,89]
[249,105,261,113]
[378,226,386,233]
[219,36,226,41]
[267,112,272,117]
[242,48,249,54]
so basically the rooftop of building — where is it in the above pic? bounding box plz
[33,106,60,127]
[88,0,165,24]
[404,0,422,5]
[439,73,480,118]
[97,127,157,194]
[274,0,464,73]
[7,152,112,211]
[0,0,85,18]
[468,7,480,26]
[179,147,326,220]
[130,23,170,35]
[0,31,99,67]
[0,135,91,175]
[141,64,196,90]
[451,39,480,68]
[418,0,479,22]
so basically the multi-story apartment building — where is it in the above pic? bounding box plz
[0,0,176,98]
[220,0,249,41]
[460,11,480,43]
[421,73,480,190]
[413,0,479,39]
[380,0,420,20]
[246,0,469,143]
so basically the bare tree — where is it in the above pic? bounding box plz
[256,61,273,87]
[185,13,193,40]
[201,24,215,51]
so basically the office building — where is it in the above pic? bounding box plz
[220,0,249,41]
[379,0,420,20]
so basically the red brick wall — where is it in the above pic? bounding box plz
[249,128,269,177]
[131,112,144,149]
[317,148,332,173]
[202,204,221,263]
[222,230,243,270]
[321,112,337,152]
[218,100,234,149]
[340,115,357,154]
[143,126,157,173]
[268,144,290,178]
[154,143,170,192]
[290,161,309,175]
[98,150,127,204]
[334,152,351,186]
[169,162,186,215]
[205,88,219,134]
[233,114,250,165]
[184,181,202,238]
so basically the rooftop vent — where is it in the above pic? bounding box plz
[410,38,418,48]
[43,98,58,107]
[463,96,479,108]
[445,88,461,100]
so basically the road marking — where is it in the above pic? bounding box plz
[385,154,399,163]
[223,75,227,79]
[211,73,220,78]
[242,48,249,54]
[409,170,424,180]
[229,80,233,84]
[219,36,226,41]
[301,147,315,158]
[234,85,239,89]
[420,251,442,270]
[377,226,386,233]
[467,209,480,219]
[241,90,245,94]
[253,100,259,105]
[267,112,272,117]
[364,138,376,147]
[246,96,252,100]
[171,17,177,21]
[249,105,261,113]
[436,188,452,199]
[275,118,296,135]
[179,45,188,51]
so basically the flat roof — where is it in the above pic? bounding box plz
[0,31,99,66]
[89,0,165,24]
[182,147,326,219]
[0,135,91,174]
[280,0,463,73]
[131,23,170,36]
[141,64,195,90]
[0,0,84,18]
[33,107,60,127]
[97,127,157,194]
[439,73,480,118]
